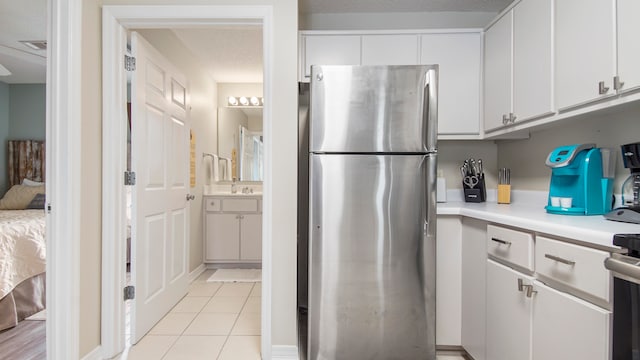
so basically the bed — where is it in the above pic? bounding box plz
[0,140,46,331]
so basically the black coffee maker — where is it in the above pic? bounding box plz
[605,142,640,223]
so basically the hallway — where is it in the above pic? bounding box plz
[119,270,261,360]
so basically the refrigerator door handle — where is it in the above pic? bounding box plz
[424,67,438,152]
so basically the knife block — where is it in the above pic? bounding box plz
[463,176,486,203]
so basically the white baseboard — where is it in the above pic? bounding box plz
[188,263,206,283]
[80,346,102,360]
[272,345,298,360]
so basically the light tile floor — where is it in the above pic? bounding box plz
[119,270,261,360]
[118,269,467,360]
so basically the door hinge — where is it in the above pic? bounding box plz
[124,171,136,186]
[124,285,135,301]
[46,203,52,214]
[125,55,136,71]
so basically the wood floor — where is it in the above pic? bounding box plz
[0,320,45,360]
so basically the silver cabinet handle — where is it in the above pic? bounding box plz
[491,237,512,245]
[502,114,509,125]
[614,76,625,91]
[509,113,517,123]
[186,194,195,201]
[517,278,524,292]
[599,81,610,95]
[545,253,575,266]
[524,285,537,298]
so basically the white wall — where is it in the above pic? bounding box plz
[300,11,497,30]
[498,102,640,194]
[439,141,499,190]
[138,29,218,274]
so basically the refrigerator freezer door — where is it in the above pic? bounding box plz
[310,65,438,154]
[308,153,436,360]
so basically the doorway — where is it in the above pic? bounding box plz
[102,6,274,359]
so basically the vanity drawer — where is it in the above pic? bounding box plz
[535,236,610,303]
[205,198,221,212]
[487,224,534,271]
[222,198,259,212]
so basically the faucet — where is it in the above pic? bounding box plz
[231,180,238,194]
[241,186,253,194]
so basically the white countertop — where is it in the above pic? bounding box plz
[437,194,640,252]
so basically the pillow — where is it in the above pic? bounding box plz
[0,185,46,210]
[26,193,46,210]
[22,178,45,187]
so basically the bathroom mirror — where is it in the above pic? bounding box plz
[217,107,263,182]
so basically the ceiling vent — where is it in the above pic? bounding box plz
[20,40,47,51]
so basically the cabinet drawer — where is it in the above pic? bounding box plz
[223,198,259,212]
[205,198,221,212]
[487,224,534,271]
[535,236,610,303]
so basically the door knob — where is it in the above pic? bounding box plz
[186,194,195,201]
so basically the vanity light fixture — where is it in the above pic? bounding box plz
[227,96,264,107]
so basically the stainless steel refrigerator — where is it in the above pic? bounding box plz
[298,65,438,360]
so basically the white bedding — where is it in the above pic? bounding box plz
[0,210,46,300]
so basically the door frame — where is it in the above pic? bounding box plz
[47,0,83,358]
[101,5,274,359]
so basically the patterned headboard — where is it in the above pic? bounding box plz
[8,140,45,187]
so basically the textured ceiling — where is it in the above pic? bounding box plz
[172,27,263,83]
[0,0,47,84]
[299,0,512,13]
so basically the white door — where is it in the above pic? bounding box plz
[361,35,419,65]
[130,32,190,343]
[302,35,360,79]
[240,214,262,261]
[208,213,240,261]
[486,260,533,360]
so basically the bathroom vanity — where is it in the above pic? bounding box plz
[203,194,262,264]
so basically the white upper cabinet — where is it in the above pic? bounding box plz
[421,33,481,135]
[555,0,616,110]
[513,0,553,122]
[617,0,640,94]
[301,35,360,79]
[361,35,419,65]
[484,11,513,132]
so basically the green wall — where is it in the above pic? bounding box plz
[9,84,46,139]
[0,82,9,195]
[0,83,46,195]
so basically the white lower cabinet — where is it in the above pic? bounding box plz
[486,260,533,360]
[204,196,262,263]
[532,280,610,360]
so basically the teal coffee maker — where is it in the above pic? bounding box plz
[545,144,615,215]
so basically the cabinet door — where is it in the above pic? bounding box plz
[555,0,615,109]
[421,33,481,135]
[461,218,487,360]
[240,214,262,261]
[484,11,513,132]
[302,35,361,79]
[486,260,532,360]
[532,281,610,360]
[206,213,240,261]
[513,0,553,122]
[436,217,462,346]
[361,35,419,65]
[617,0,640,93]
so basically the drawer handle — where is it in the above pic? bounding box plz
[491,237,512,245]
[517,278,524,292]
[545,253,575,266]
[524,285,537,298]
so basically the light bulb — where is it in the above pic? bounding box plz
[228,96,238,106]
[250,96,260,106]
[239,97,249,106]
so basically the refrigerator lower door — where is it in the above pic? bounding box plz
[308,153,436,360]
